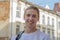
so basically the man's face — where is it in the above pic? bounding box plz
[24,9,39,29]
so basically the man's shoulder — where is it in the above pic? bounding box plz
[37,30,50,40]
[37,30,49,37]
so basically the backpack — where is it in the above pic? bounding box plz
[15,31,24,40]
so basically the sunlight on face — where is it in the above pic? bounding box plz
[24,9,39,29]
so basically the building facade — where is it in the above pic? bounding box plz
[9,0,60,40]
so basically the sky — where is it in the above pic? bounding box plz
[27,0,60,10]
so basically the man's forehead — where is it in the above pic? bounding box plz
[25,9,38,14]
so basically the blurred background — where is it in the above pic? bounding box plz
[0,0,60,40]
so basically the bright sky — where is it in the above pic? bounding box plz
[27,0,60,10]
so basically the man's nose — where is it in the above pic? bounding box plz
[29,16,33,20]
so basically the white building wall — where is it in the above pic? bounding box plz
[58,16,60,33]
[15,1,31,32]
[9,0,18,38]
[16,1,25,23]
[40,9,57,40]
[10,1,60,40]
[40,9,57,28]
[16,1,30,23]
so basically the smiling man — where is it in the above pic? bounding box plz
[19,6,50,40]
[11,6,50,40]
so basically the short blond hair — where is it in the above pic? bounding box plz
[24,6,39,17]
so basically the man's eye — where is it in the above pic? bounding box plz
[27,14,30,17]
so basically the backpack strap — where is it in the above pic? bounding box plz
[15,31,24,40]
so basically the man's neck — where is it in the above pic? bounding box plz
[24,26,37,33]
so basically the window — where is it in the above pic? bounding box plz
[17,1,21,10]
[47,17,50,26]
[42,27,45,33]
[16,4,21,18]
[42,15,45,24]
[52,30,55,40]
[17,6,21,10]
[47,29,50,35]
[52,18,54,27]
[48,30,50,37]
[37,24,41,29]
[16,24,20,35]
[58,22,60,28]
[16,11,21,18]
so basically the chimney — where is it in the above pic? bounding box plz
[54,3,60,12]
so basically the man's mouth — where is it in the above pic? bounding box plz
[29,21,34,24]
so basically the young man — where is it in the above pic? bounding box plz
[11,6,50,40]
